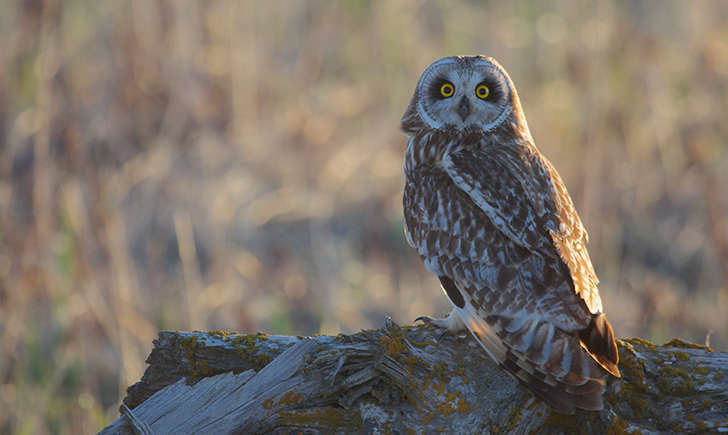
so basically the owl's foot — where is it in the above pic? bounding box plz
[415,309,466,333]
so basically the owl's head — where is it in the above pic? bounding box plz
[401,56,526,135]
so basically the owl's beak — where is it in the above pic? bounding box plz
[457,96,470,121]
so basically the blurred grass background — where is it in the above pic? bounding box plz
[1,0,727,432]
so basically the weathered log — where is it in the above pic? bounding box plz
[101,320,728,434]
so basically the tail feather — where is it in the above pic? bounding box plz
[462,307,614,414]
[500,350,605,414]
[450,288,620,414]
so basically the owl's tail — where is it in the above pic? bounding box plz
[457,302,617,414]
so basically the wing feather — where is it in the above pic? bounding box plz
[442,144,603,314]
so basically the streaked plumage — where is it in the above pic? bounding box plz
[401,55,619,414]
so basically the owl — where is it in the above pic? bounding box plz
[401,55,620,414]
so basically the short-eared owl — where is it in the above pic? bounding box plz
[401,55,620,413]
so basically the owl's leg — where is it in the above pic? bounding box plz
[415,309,466,332]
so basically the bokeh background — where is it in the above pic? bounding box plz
[1,0,727,432]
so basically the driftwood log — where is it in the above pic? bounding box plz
[101,320,728,433]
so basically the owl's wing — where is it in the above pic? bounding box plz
[442,145,619,378]
[442,145,602,314]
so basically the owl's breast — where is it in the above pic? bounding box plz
[403,162,508,267]
[402,130,463,175]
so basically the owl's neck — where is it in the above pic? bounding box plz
[404,117,534,174]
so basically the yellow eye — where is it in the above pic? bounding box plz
[476,84,490,99]
[440,82,454,98]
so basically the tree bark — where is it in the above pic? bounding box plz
[100,319,728,434]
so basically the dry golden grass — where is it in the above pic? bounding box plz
[1,1,727,432]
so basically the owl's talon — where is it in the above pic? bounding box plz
[415,315,435,325]
[415,315,457,342]
[414,309,466,332]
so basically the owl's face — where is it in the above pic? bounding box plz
[403,56,517,133]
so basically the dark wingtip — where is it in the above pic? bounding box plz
[580,313,621,378]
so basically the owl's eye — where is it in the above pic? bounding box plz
[476,84,490,99]
[440,82,455,98]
